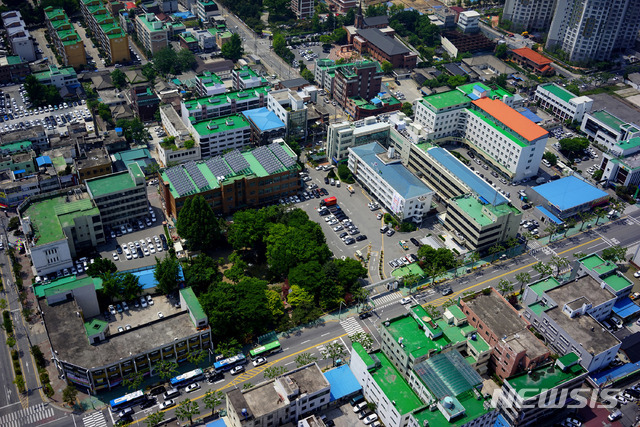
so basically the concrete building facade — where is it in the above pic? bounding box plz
[135,13,169,55]
[535,83,593,123]
[326,117,390,163]
[44,7,87,68]
[80,0,131,64]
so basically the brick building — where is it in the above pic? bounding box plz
[131,86,160,122]
[333,61,383,109]
[509,47,555,76]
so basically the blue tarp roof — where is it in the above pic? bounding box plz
[323,364,361,402]
[613,297,640,319]
[14,169,25,174]
[242,107,285,132]
[534,176,609,212]
[589,359,640,386]
[122,265,184,290]
[535,205,564,225]
[518,107,542,123]
[351,143,434,200]
[428,147,508,206]
[468,93,480,100]
[205,419,227,427]
[36,156,52,167]
[493,415,511,427]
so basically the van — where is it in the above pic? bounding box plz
[608,409,622,421]
[380,225,389,233]
[350,394,364,406]
[163,388,180,400]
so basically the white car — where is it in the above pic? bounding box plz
[140,296,148,308]
[363,414,379,425]
[108,304,116,315]
[230,365,245,375]
[112,252,119,261]
[147,295,154,306]
[353,402,367,413]
[400,297,412,305]
[159,399,175,410]
[634,271,640,278]
[185,382,200,393]
[252,357,267,367]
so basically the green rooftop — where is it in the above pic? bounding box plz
[540,83,576,104]
[457,82,513,101]
[351,95,400,110]
[366,350,424,414]
[528,302,546,316]
[421,90,470,112]
[181,34,197,43]
[0,140,32,153]
[507,360,586,398]
[22,196,100,246]
[528,277,561,296]
[616,137,640,150]
[603,274,633,292]
[411,390,492,427]
[183,86,269,111]
[190,114,250,136]
[137,14,168,32]
[180,287,206,324]
[467,108,528,148]
[86,165,141,198]
[353,342,376,367]
[580,254,617,277]
[591,110,627,133]
[84,318,108,337]
[452,195,520,227]
[34,65,77,82]
[36,275,104,298]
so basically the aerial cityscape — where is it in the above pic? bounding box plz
[0,0,640,426]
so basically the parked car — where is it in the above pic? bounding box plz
[252,357,268,367]
[230,366,245,375]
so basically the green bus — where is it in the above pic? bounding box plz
[249,340,281,358]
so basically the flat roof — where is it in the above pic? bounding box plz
[35,275,103,298]
[411,390,492,427]
[421,90,470,111]
[603,274,633,292]
[182,86,269,111]
[323,365,361,402]
[590,110,627,132]
[546,275,614,308]
[472,97,548,142]
[414,350,482,400]
[427,147,508,206]
[241,107,285,131]
[180,287,205,322]
[613,297,640,319]
[464,290,526,339]
[190,114,250,136]
[350,143,433,200]
[546,306,620,354]
[456,82,513,101]
[533,176,608,212]
[616,137,640,150]
[580,254,617,276]
[22,194,99,246]
[451,195,519,226]
[506,360,586,398]
[86,164,142,198]
[43,299,203,369]
[539,83,576,104]
[528,277,561,297]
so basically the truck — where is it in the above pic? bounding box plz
[320,196,337,207]
[347,185,355,194]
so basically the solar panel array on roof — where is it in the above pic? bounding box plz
[269,142,296,168]
[225,149,250,173]
[205,156,232,179]
[166,166,195,197]
[184,161,208,190]
[253,145,281,174]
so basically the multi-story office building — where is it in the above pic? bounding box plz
[0,56,30,84]
[85,163,148,227]
[80,0,131,64]
[535,83,593,123]
[348,143,434,222]
[600,137,640,187]
[333,61,383,108]
[135,13,169,55]
[546,0,640,62]
[327,117,390,162]
[44,7,87,68]
[226,363,330,427]
[290,0,314,19]
[413,90,470,141]
[502,0,557,32]
[1,11,36,62]
[160,142,300,217]
[460,288,550,379]
[75,147,113,183]
[266,89,308,139]
[186,114,251,158]
[580,110,640,150]
[196,0,220,23]
[242,107,286,146]
[181,87,269,123]
[33,65,79,90]
[457,10,480,33]
[158,104,200,165]
[194,71,226,97]
[232,66,268,91]
[325,0,356,13]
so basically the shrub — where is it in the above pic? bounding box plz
[6,336,15,347]
[399,222,417,232]
[11,349,19,360]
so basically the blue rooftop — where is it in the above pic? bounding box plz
[535,205,564,225]
[242,107,285,132]
[589,359,640,386]
[613,297,640,319]
[323,364,361,402]
[36,156,52,167]
[518,107,542,123]
[205,419,227,427]
[428,147,508,206]
[122,265,184,290]
[351,143,434,200]
[533,176,609,212]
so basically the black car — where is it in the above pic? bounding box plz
[359,311,372,319]
[116,246,123,254]
[522,204,531,210]
[140,397,156,409]
[467,151,475,158]
[324,177,329,184]
[356,234,367,241]
[208,371,225,382]
[410,238,420,247]
[150,386,166,396]
[339,232,348,238]
[137,248,144,258]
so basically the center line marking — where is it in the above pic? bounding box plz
[301,340,310,344]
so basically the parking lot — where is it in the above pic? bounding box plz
[105,295,182,332]
[293,42,330,71]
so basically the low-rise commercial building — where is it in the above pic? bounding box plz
[159,104,193,161]
[530,176,609,220]
[349,28,418,69]
[80,0,131,64]
[186,114,251,158]
[180,87,269,123]
[347,93,402,120]
[45,7,87,68]
[242,107,286,146]
[600,137,640,187]
[135,13,169,55]
[33,65,79,90]
[160,142,300,218]
[1,11,36,62]
[267,89,308,140]
[74,147,113,183]
[232,66,267,91]
[327,117,390,163]
[509,48,554,76]
[226,363,330,427]
[348,142,434,222]
[0,55,30,84]
[534,83,593,123]
[85,163,148,227]
[580,110,640,150]
[131,86,160,122]
[460,288,550,379]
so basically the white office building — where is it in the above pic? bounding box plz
[1,11,36,62]
[457,10,480,33]
[327,118,390,162]
[348,142,433,222]
[187,114,251,159]
[580,110,640,150]
[413,90,470,140]
[535,83,593,123]
[266,89,308,139]
[600,138,640,187]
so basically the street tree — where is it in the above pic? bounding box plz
[215,338,241,358]
[497,279,514,296]
[549,256,570,277]
[532,262,553,278]
[175,398,200,426]
[263,366,288,379]
[145,412,165,427]
[594,207,608,225]
[602,245,628,264]
[423,304,441,319]
[321,341,347,367]
[579,211,594,230]
[153,360,178,380]
[294,352,317,368]
[186,349,206,367]
[176,195,221,251]
[221,33,244,61]
[123,371,144,391]
[515,272,531,293]
[350,332,374,352]
[563,218,577,237]
[203,390,225,417]
[62,384,78,406]
[488,244,505,262]
[573,251,587,259]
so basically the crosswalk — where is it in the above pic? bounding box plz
[340,317,366,336]
[0,403,54,427]
[370,291,402,309]
[82,411,107,427]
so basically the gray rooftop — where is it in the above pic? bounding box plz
[546,275,615,308]
[355,28,410,56]
[363,15,389,27]
[43,299,201,369]
[545,307,620,355]
[280,78,309,88]
[465,290,526,339]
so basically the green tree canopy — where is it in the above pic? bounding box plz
[401,102,413,116]
[176,195,221,251]
[183,255,220,294]
[495,43,508,59]
[543,151,558,166]
[115,118,150,144]
[559,137,589,158]
[110,69,127,89]
[24,75,62,108]
[154,255,181,295]
[222,33,244,61]
[265,222,332,277]
[381,60,393,73]
[86,258,117,278]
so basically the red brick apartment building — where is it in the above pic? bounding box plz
[333,61,383,109]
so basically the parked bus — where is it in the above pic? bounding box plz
[169,368,204,388]
[249,340,281,359]
[214,354,247,373]
[110,390,146,412]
